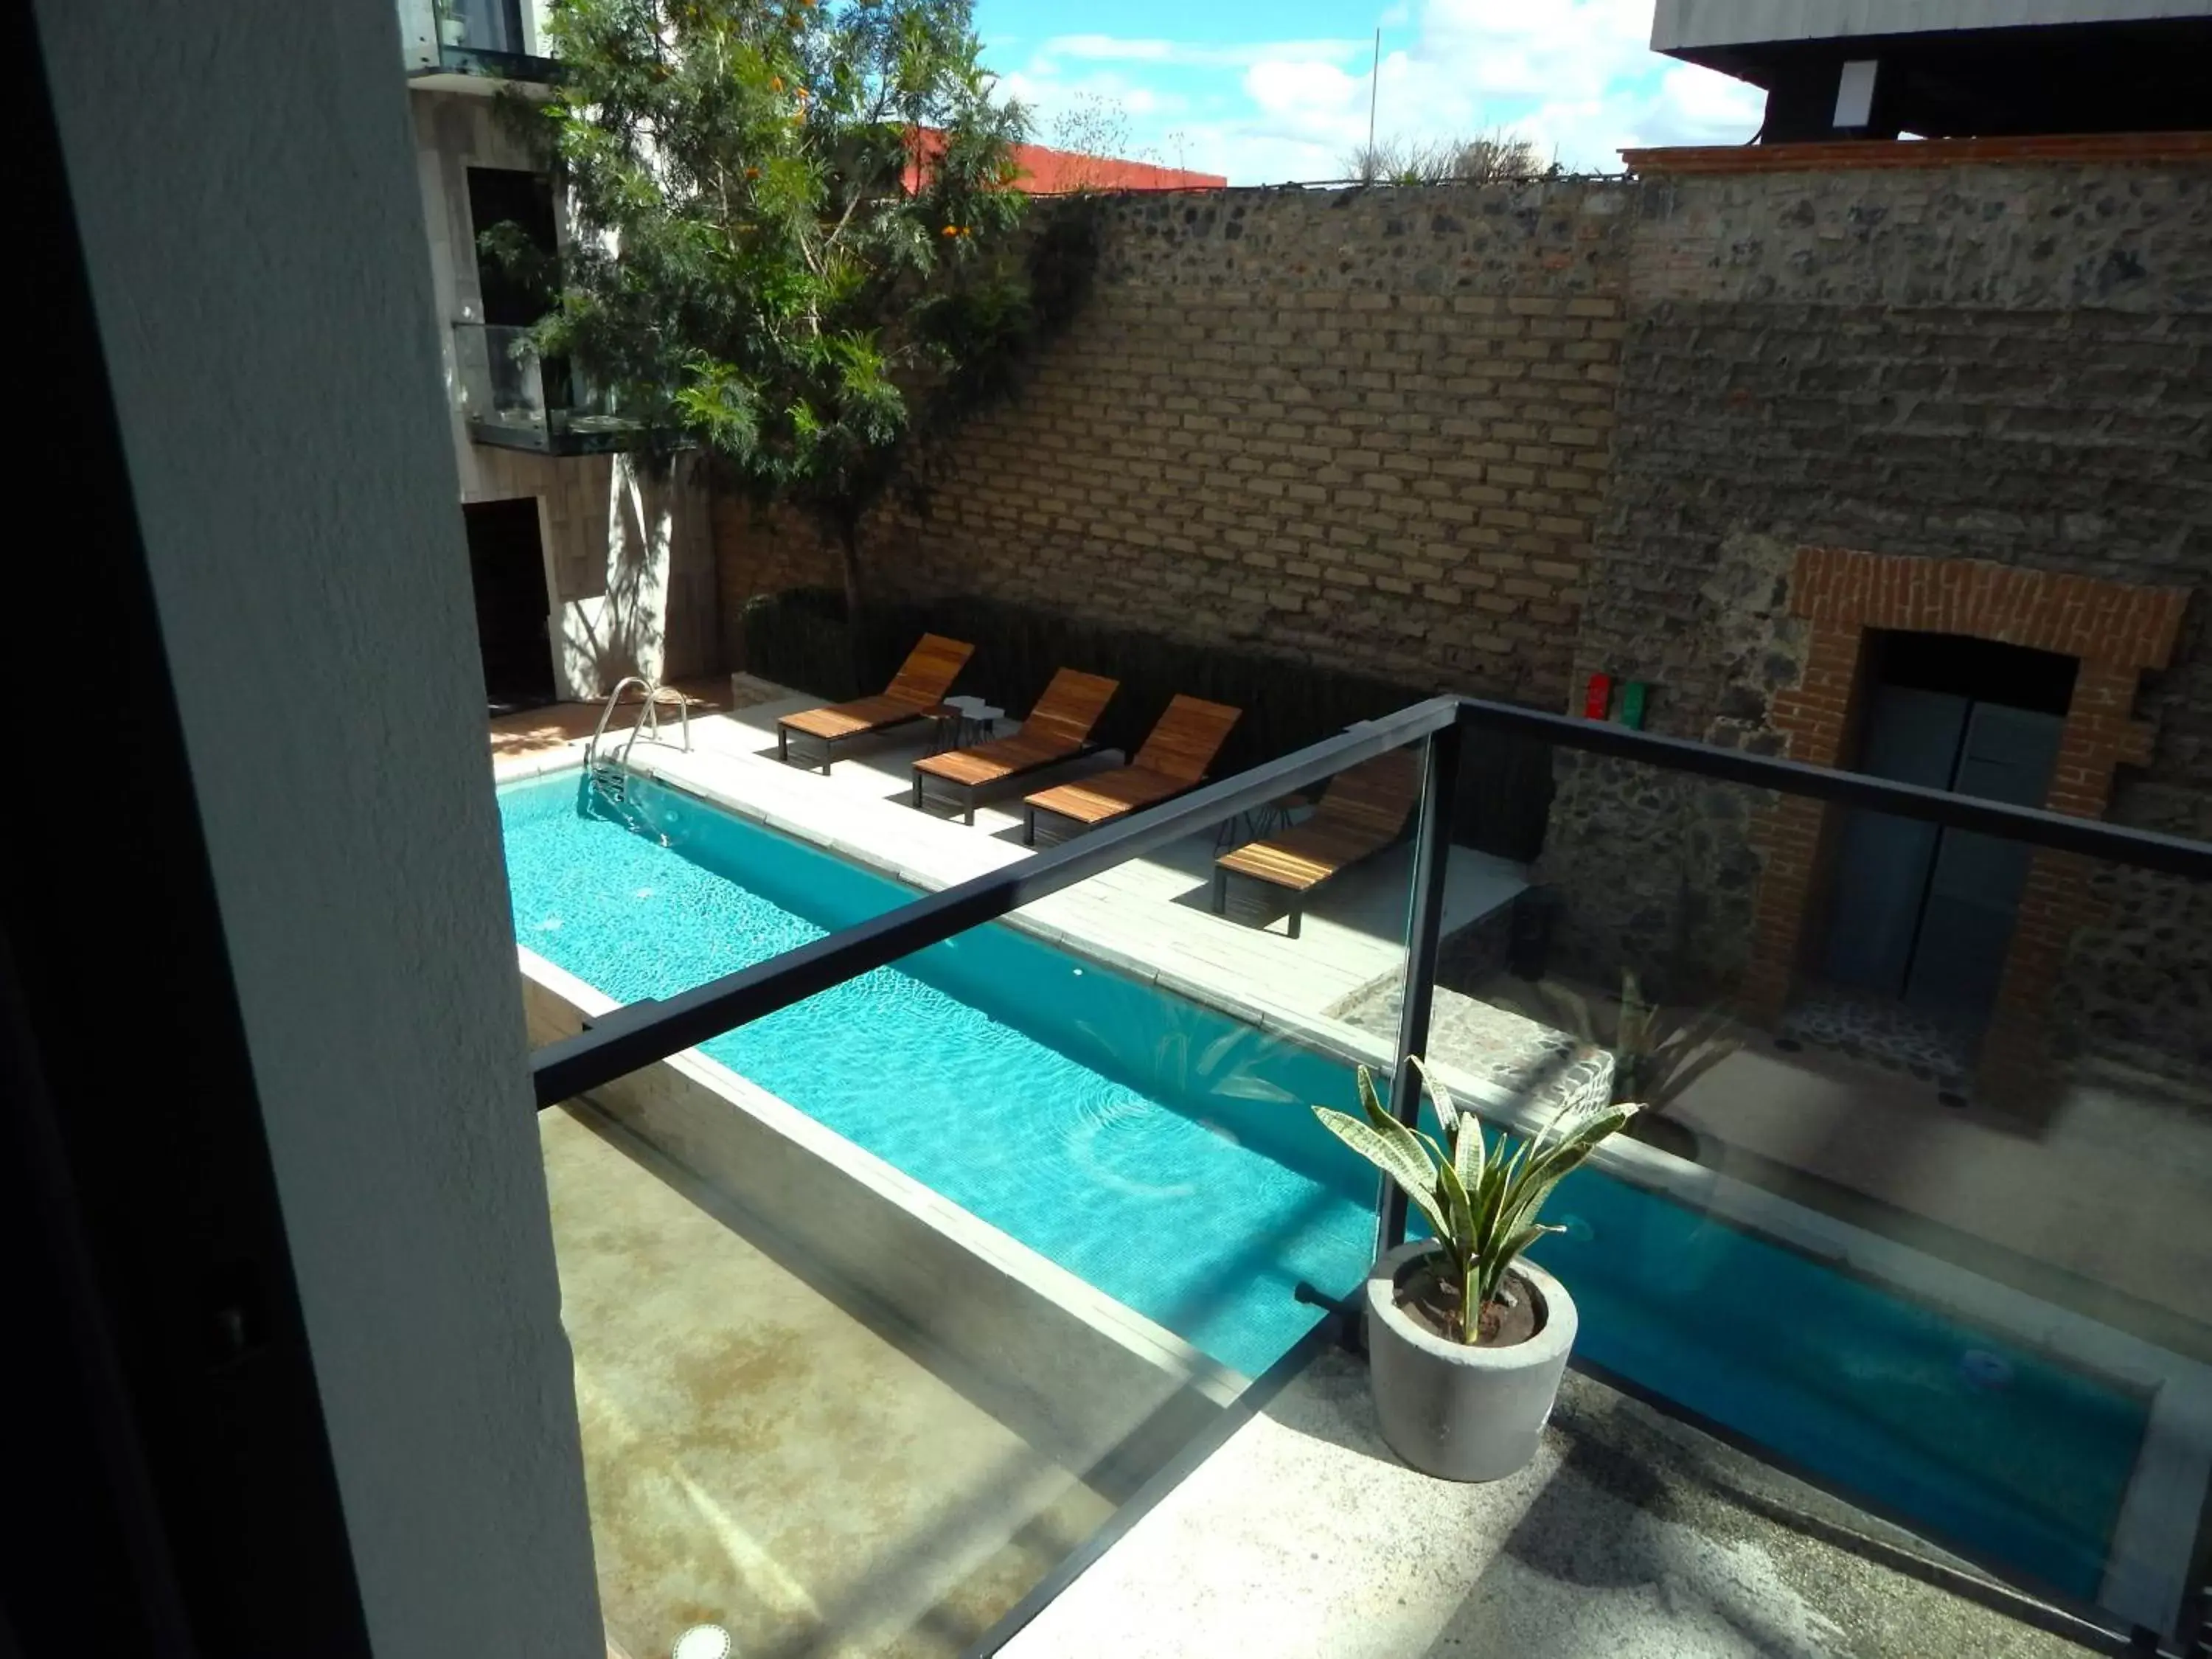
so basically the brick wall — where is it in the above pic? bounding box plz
[719,182,1636,704]
[713,493,838,669]
[1543,159,2211,1087]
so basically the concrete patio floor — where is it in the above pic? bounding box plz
[999,1346,2116,1659]
[543,1103,1115,1659]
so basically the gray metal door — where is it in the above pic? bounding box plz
[1823,686,1969,994]
[1905,703,2063,1026]
[1822,684,2062,1025]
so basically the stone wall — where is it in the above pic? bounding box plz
[713,493,837,669]
[1542,157,2211,1088]
[713,153,2211,1088]
[717,181,1637,704]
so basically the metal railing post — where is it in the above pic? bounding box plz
[1376,721,1462,1260]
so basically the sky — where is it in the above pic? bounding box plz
[971,0,1766,184]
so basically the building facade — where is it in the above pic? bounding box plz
[401,0,717,710]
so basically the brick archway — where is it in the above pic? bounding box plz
[1745,547,2188,1104]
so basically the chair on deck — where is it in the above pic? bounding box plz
[910,669,1119,825]
[774,634,973,773]
[1021,695,1242,846]
[1211,748,1421,939]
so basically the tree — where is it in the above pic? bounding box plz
[502,0,1033,625]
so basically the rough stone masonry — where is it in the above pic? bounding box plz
[717,145,2211,1091]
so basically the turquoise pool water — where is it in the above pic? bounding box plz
[502,771,2147,1601]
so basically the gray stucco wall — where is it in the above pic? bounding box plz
[34,2,602,1653]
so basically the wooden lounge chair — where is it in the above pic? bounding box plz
[1211,748,1421,939]
[1021,695,1242,846]
[775,634,974,773]
[910,668,1119,824]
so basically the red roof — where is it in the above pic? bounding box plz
[905,128,1225,195]
[1005,140,1225,194]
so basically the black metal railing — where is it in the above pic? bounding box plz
[529,694,2212,1124]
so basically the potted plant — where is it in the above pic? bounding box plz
[436,0,469,46]
[1512,971,1739,1162]
[1315,1059,1634,1481]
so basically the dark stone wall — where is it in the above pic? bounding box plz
[1543,161,2212,1079]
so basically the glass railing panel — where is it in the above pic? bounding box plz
[435,0,527,56]
[1408,720,2211,1635]
[511,719,1433,1655]
[451,321,549,441]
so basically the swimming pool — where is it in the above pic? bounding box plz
[502,769,2147,1601]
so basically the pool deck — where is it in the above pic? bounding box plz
[497,685,2211,1652]
[998,1345,2116,1659]
[495,677,1527,1042]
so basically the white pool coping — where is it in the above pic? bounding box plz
[509,745,2212,1639]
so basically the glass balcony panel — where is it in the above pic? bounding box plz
[1408,722,2211,1633]
[509,719,1435,1655]
[452,321,549,444]
[451,321,632,453]
[436,0,526,55]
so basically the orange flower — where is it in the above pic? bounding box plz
[768,75,783,92]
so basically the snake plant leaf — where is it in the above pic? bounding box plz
[1453,1110,1485,1195]
[1314,1107,1453,1245]
[1357,1064,1393,1133]
[1409,1054,1458,1142]
[1434,1150,1475,1253]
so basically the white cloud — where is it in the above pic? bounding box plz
[1045,34,1178,63]
[1041,33,1374,69]
[1004,2,1764,184]
[1245,58,1364,118]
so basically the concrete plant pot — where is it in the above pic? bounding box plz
[1363,1241,1576,1481]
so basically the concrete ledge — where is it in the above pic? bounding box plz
[520,947,1232,1494]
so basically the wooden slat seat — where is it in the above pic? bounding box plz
[1211,748,1420,939]
[775,635,973,773]
[1022,695,1242,844]
[911,668,1119,824]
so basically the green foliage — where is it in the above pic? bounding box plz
[1509,971,1740,1119]
[1343,132,1557,187]
[737,585,1557,860]
[1315,1060,1633,1345]
[513,0,1034,594]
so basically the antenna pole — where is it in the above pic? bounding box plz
[1367,27,1382,167]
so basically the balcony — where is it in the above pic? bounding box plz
[502,680,2212,1658]
[398,0,555,88]
[451,322,640,456]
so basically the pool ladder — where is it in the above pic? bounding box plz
[584,676,690,804]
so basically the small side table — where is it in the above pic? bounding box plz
[1215,791,1310,849]
[920,703,961,753]
[942,695,1002,747]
